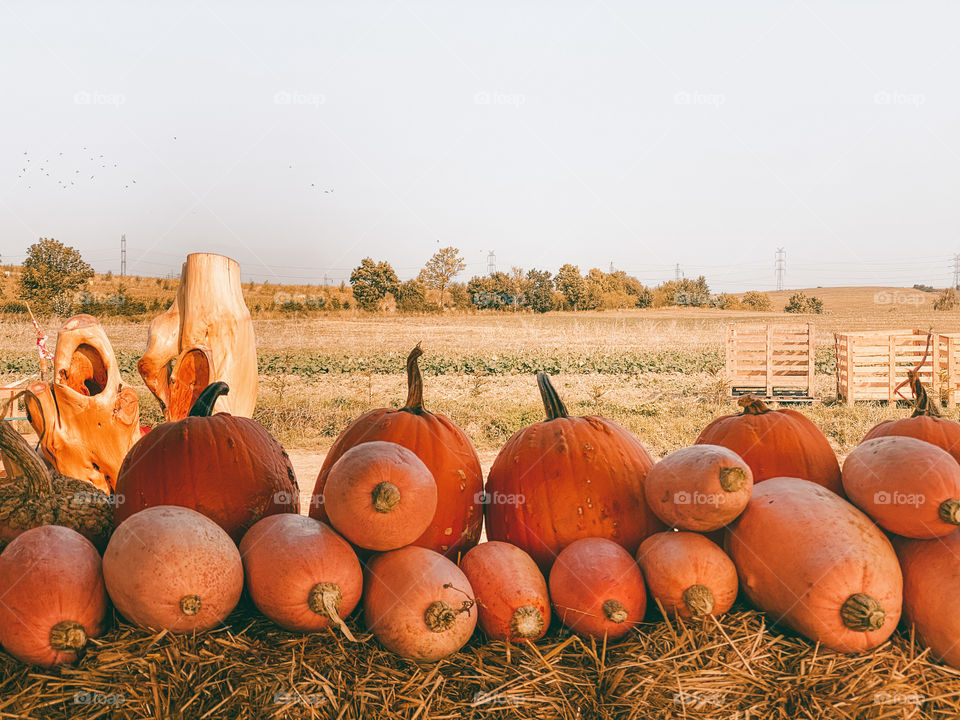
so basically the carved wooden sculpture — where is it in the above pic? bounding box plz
[23,314,141,493]
[139,253,257,420]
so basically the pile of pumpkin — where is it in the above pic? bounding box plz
[3,347,960,672]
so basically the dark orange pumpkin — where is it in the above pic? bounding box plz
[549,537,646,640]
[695,395,842,494]
[0,525,107,667]
[309,345,482,559]
[485,374,662,570]
[114,382,299,542]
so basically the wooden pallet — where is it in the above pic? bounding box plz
[835,329,940,404]
[725,323,816,402]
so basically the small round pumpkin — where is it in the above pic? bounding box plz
[364,546,477,661]
[0,420,113,552]
[310,345,483,558]
[549,537,646,640]
[636,531,738,619]
[114,382,299,542]
[643,445,753,531]
[486,374,662,570]
[240,514,362,635]
[460,541,550,642]
[696,395,842,494]
[104,505,243,633]
[323,441,438,551]
[843,436,960,539]
[0,525,107,667]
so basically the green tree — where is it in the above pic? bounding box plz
[525,269,554,313]
[18,237,94,315]
[395,278,429,312]
[419,246,465,308]
[350,258,399,311]
[555,264,587,310]
[784,292,824,314]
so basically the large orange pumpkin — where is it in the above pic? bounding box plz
[696,395,842,494]
[485,374,662,570]
[863,372,960,465]
[114,382,299,542]
[309,345,482,559]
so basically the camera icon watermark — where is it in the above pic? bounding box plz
[74,91,126,107]
[72,491,125,506]
[873,490,925,507]
[874,90,925,107]
[74,692,125,706]
[674,491,726,507]
[475,491,525,506]
[873,290,924,307]
[273,90,325,108]
[673,90,726,107]
[473,90,526,108]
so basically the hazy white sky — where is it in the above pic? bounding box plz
[1,1,957,290]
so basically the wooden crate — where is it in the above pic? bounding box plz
[835,329,938,404]
[725,323,816,401]
[935,333,960,406]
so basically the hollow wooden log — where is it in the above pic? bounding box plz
[139,253,257,420]
[24,314,141,493]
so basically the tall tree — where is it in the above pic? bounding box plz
[18,237,94,314]
[555,264,587,310]
[350,258,399,311]
[419,246,465,308]
[525,269,555,313]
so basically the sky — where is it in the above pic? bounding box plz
[0,1,957,291]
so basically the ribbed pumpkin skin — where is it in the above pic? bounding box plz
[696,401,842,494]
[310,410,482,558]
[239,515,362,633]
[549,537,646,640]
[726,477,902,653]
[0,525,107,667]
[864,416,960,466]
[636,531,738,619]
[896,530,960,669]
[843,437,960,539]
[486,415,661,570]
[460,541,550,642]
[114,413,299,543]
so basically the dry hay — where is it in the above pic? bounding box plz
[1,599,959,720]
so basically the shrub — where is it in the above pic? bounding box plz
[741,291,772,311]
[784,292,824,314]
[934,289,958,311]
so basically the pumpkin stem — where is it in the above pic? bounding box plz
[49,621,87,652]
[371,482,401,513]
[718,467,748,493]
[908,372,942,418]
[509,606,544,639]
[602,599,628,624]
[0,420,54,497]
[188,382,229,417]
[682,585,716,617]
[308,582,356,642]
[425,596,475,633]
[402,343,425,413]
[840,593,886,632]
[179,594,202,616]
[537,373,569,420]
[737,394,771,415]
[939,498,960,525]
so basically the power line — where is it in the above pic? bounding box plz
[775,248,786,291]
[120,234,126,276]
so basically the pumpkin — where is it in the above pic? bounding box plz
[695,395,842,494]
[896,530,960,669]
[239,514,361,636]
[364,545,477,661]
[323,441,437,551]
[460,541,550,642]
[643,445,752,531]
[485,374,662,570]
[842,436,960,539]
[863,371,960,465]
[309,345,482,558]
[114,382,299,542]
[0,525,107,667]
[549,537,646,640]
[0,420,112,551]
[103,505,243,633]
[636,531,737,619]
[726,477,901,652]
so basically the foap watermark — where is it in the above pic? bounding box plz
[475,490,525,506]
[74,91,126,107]
[874,691,924,708]
[274,291,327,309]
[472,691,531,707]
[474,90,525,107]
[673,90,726,107]
[74,692,125,706]
[673,690,725,710]
[72,491,125,507]
[874,290,925,307]
[273,90,325,108]
[275,490,323,508]
[874,91,925,107]
[273,691,325,707]
[674,490,726,507]
[874,490,925,508]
